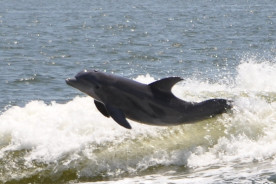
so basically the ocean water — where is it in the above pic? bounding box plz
[1,0,276,183]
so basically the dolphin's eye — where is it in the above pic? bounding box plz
[94,70,98,72]
[95,85,100,89]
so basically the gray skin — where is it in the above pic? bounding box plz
[66,70,232,129]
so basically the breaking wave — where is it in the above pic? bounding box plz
[0,60,276,183]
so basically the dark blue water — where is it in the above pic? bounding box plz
[1,1,276,183]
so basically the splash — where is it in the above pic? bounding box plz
[236,59,276,92]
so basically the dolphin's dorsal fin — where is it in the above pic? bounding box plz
[105,104,132,129]
[149,77,183,94]
[94,100,110,117]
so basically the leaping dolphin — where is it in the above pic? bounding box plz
[66,70,232,129]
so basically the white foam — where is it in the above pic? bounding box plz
[0,96,167,173]
[236,59,276,92]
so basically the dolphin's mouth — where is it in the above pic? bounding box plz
[65,78,77,87]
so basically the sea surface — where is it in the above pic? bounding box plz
[1,0,276,183]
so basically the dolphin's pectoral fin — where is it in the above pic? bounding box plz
[149,77,183,94]
[105,104,132,129]
[94,100,110,117]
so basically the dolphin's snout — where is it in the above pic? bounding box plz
[65,78,77,86]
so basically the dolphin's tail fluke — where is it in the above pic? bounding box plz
[195,98,232,118]
[205,98,232,113]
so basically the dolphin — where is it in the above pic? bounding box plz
[66,70,232,129]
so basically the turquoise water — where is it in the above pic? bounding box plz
[1,0,276,183]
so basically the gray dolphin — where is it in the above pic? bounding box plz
[66,70,232,129]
